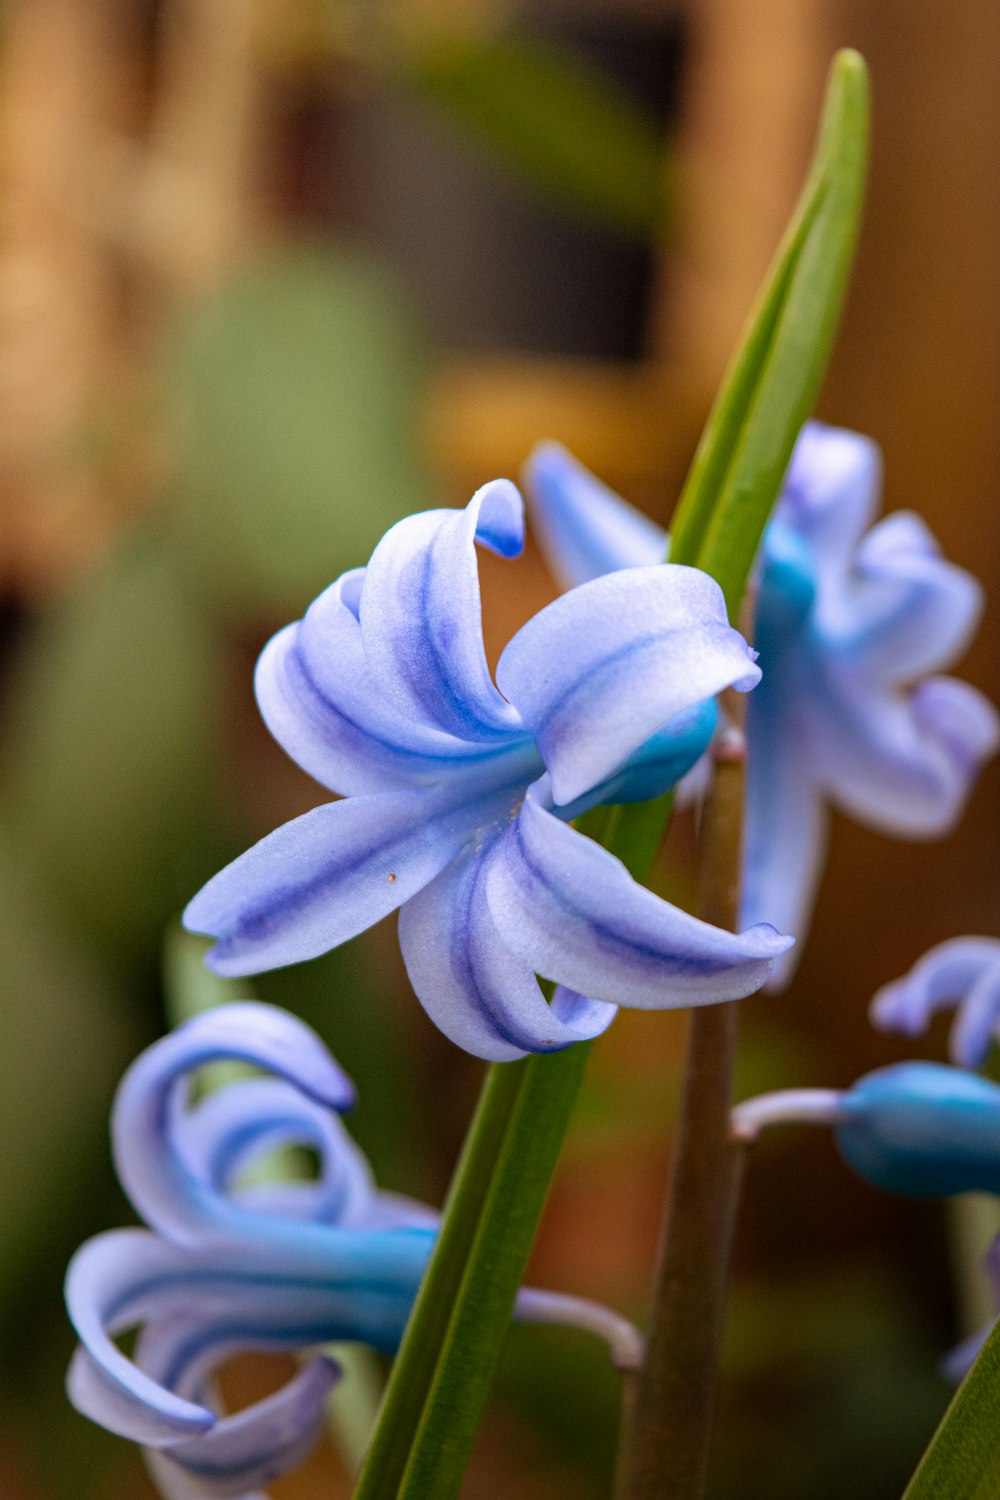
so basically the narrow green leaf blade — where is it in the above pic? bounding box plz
[902,1320,1000,1500]
[697,49,869,612]
[611,49,868,878]
[669,47,868,602]
[354,1058,525,1497]
[397,1045,591,1500]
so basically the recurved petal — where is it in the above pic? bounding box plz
[113,1005,355,1242]
[183,783,496,979]
[742,687,826,989]
[179,1077,376,1227]
[778,422,882,578]
[399,839,618,1061]
[496,565,760,807]
[148,1358,338,1500]
[66,1231,218,1444]
[870,937,1000,1068]
[359,480,526,741]
[66,1223,434,1446]
[831,511,982,682]
[813,672,999,836]
[523,441,666,588]
[485,778,792,1010]
[257,570,514,799]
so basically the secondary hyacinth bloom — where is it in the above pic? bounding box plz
[184,480,791,1060]
[732,1062,1000,1198]
[525,428,999,986]
[66,1004,643,1500]
[871,937,1000,1068]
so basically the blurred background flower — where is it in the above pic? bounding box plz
[0,2,998,1497]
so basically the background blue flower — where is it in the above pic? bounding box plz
[524,425,999,986]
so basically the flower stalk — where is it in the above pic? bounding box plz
[614,727,750,1500]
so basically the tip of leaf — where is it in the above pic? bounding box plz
[830,48,870,105]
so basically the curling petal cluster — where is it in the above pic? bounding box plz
[872,937,1000,1069]
[184,481,790,1060]
[525,426,998,985]
[66,1004,642,1499]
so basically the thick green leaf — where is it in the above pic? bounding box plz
[902,1318,1000,1500]
[164,246,433,619]
[404,30,668,238]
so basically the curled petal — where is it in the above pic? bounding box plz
[496,566,760,806]
[66,1224,434,1445]
[66,1231,218,1443]
[399,838,618,1061]
[523,441,665,588]
[485,779,792,1010]
[179,1078,375,1227]
[742,680,826,987]
[837,513,983,683]
[148,1358,338,1500]
[560,701,717,818]
[256,570,509,797]
[777,422,882,578]
[113,1005,354,1242]
[870,937,1000,1068]
[812,672,999,836]
[359,480,525,741]
[183,777,525,979]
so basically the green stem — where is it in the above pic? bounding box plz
[615,741,748,1500]
[396,1043,592,1498]
[354,1057,523,1496]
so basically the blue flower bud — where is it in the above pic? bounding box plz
[835,1062,1000,1197]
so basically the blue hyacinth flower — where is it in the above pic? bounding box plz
[871,937,1000,1069]
[66,1004,643,1500]
[184,480,791,1060]
[525,428,998,987]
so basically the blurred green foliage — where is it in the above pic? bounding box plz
[3,543,223,955]
[404,29,668,238]
[165,246,433,620]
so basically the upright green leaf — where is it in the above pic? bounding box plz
[902,1319,1000,1500]
[612,49,868,877]
[670,48,869,612]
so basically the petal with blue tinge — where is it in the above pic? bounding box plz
[399,837,618,1061]
[256,569,516,798]
[828,512,982,683]
[497,565,760,807]
[183,777,527,980]
[359,480,526,741]
[485,778,792,1010]
[113,1005,355,1243]
[811,670,999,835]
[524,441,665,588]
